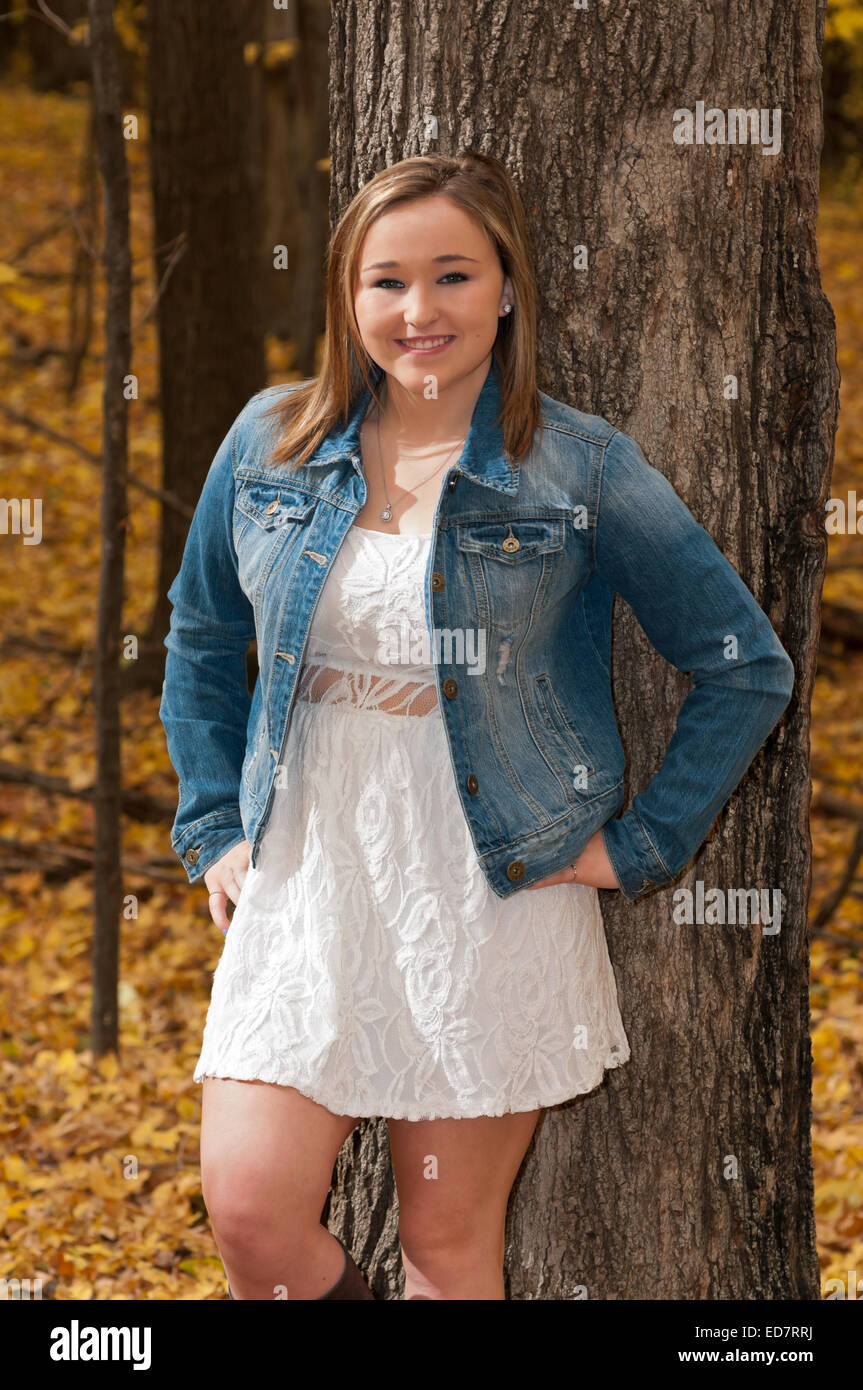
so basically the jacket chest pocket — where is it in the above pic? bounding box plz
[234,479,317,597]
[455,517,564,630]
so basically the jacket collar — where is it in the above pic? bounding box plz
[306,352,518,495]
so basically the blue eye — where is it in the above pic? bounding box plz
[373,272,469,289]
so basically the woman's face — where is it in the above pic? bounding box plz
[352,194,514,394]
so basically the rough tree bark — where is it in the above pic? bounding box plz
[140,0,267,690]
[326,0,838,1299]
[88,0,131,1055]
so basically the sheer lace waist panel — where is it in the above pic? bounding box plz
[296,663,439,716]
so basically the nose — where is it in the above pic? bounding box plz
[401,284,439,333]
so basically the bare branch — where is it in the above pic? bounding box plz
[0,403,195,518]
[132,231,188,332]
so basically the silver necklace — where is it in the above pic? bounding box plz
[373,402,465,523]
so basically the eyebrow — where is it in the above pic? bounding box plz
[361,254,480,271]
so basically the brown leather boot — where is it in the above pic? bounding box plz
[315,1234,376,1300]
[227,1234,375,1300]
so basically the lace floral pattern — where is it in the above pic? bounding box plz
[193,525,631,1118]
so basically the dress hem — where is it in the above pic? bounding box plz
[192,1048,631,1121]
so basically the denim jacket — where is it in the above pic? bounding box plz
[159,354,794,903]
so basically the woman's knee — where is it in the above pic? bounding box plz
[397,1201,507,1269]
[199,1079,360,1248]
[201,1156,314,1250]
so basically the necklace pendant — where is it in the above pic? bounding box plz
[380,504,393,521]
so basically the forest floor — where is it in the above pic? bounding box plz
[0,81,860,1300]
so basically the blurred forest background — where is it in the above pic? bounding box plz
[0,0,860,1298]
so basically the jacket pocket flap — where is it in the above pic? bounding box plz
[236,480,316,530]
[455,517,563,560]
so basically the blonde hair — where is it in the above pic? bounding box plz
[263,149,542,470]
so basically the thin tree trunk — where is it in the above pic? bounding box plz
[64,100,98,400]
[327,0,838,1299]
[139,0,267,691]
[88,0,132,1056]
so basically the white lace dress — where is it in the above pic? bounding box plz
[193,524,631,1119]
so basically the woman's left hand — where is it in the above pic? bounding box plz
[525,829,621,891]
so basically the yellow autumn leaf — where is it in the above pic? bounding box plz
[150,1179,180,1209]
[3,287,45,313]
[96,1053,119,1081]
[64,1279,96,1300]
[178,1256,224,1276]
[149,1129,179,1153]
[46,974,77,995]
[3,1155,27,1182]
[87,1168,131,1201]
[263,40,298,69]
[130,1120,154,1148]
[54,1049,82,1074]
[4,931,36,962]
[831,11,863,42]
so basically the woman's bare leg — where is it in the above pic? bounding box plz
[201,1078,362,1300]
[387,1108,542,1300]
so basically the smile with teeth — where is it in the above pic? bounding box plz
[396,335,454,349]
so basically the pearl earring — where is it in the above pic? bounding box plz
[502,303,512,314]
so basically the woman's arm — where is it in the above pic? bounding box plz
[158,402,258,885]
[592,428,795,903]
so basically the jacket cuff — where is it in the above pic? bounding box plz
[601,812,670,903]
[172,813,248,885]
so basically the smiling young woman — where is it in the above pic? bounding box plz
[159,150,794,1301]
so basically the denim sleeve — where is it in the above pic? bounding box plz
[158,404,258,885]
[593,428,795,902]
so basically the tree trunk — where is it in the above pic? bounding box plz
[327,0,838,1299]
[64,100,98,400]
[140,0,267,690]
[260,0,330,376]
[88,0,131,1055]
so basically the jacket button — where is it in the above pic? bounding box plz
[506,860,525,881]
[265,498,280,515]
[432,571,445,591]
[442,677,458,698]
[185,847,200,865]
[466,773,478,793]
